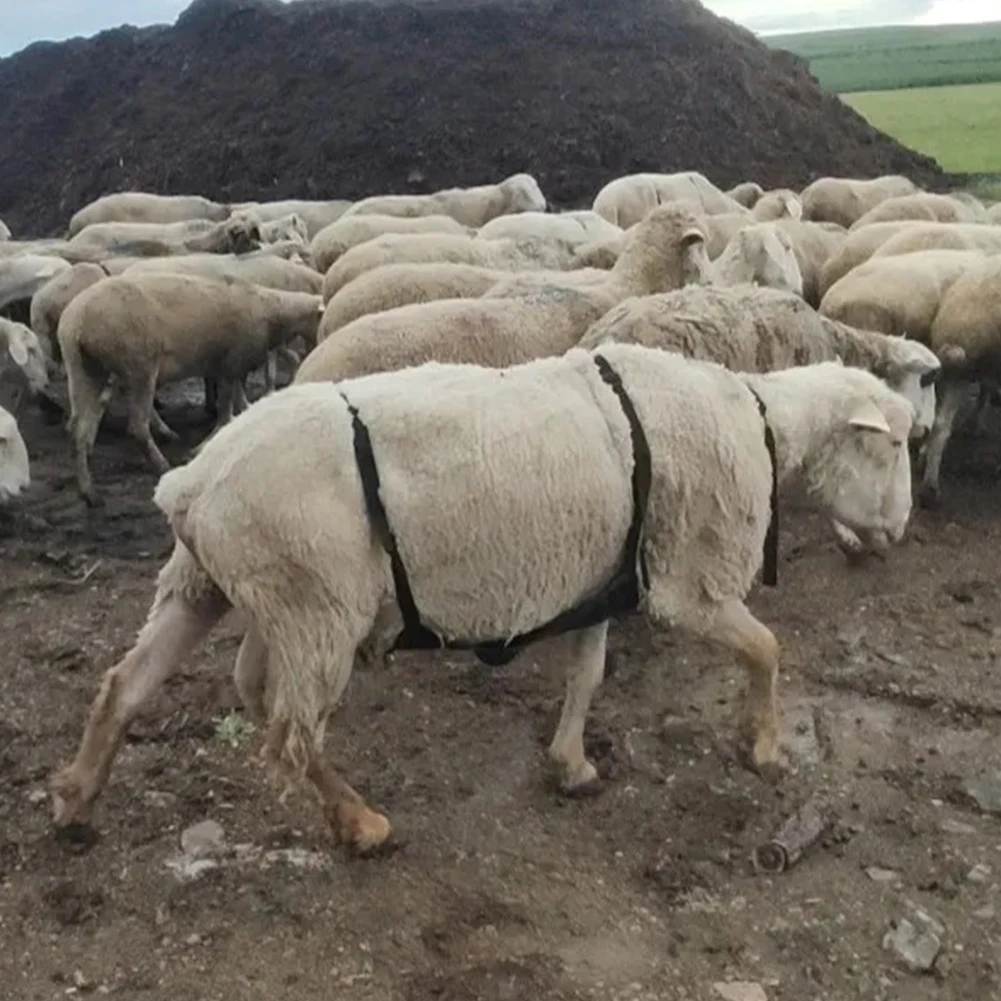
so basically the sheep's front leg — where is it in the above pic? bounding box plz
[125,372,171,474]
[546,622,609,793]
[233,625,269,722]
[264,352,278,395]
[51,591,223,829]
[68,377,109,506]
[700,599,780,772]
[210,379,238,432]
[919,379,968,509]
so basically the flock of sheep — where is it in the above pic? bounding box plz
[1,166,998,855]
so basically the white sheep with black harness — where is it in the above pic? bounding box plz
[51,344,915,855]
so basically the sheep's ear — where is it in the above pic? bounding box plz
[848,399,891,434]
[8,333,29,367]
[681,228,704,247]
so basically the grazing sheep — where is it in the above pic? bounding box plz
[579,284,939,560]
[300,204,710,384]
[322,232,587,301]
[122,251,322,296]
[579,285,940,440]
[800,175,921,228]
[850,192,988,229]
[592,171,745,227]
[67,192,231,237]
[249,212,310,246]
[771,218,848,307]
[476,210,624,245]
[0,404,30,503]
[712,223,803,296]
[919,254,1001,507]
[1,317,51,401]
[727,182,764,208]
[310,214,472,275]
[50,345,915,850]
[342,173,547,227]
[58,273,324,504]
[66,216,262,258]
[818,221,927,298]
[229,199,354,239]
[0,217,10,241]
[1,254,72,313]
[869,221,1001,261]
[818,249,986,338]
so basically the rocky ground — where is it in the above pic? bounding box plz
[1,379,1001,1001]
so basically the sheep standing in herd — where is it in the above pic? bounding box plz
[57,273,324,504]
[297,204,711,383]
[66,192,231,236]
[50,344,915,849]
[342,173,547,226]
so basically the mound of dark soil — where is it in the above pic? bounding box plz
[0,0,948,237]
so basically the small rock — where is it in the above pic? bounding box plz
[940,818,977,836]
[966,863,991,885]
[973,904,995,920]
[27,789,48,805]
[837,625,866,652]
[964,771,1001,815]
[185,933,202,946]
[713,983,768,1001]
[164,856,219,883]
[865,866,899,884]
[180,820,225,858]
[883,917,942,972]
[780,702,822,769]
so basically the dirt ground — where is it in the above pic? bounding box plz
[2,381,1001,1001]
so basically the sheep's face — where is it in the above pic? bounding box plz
[225,219,262,255]
[809,394,915,553]
[752,230,803,296]
[263,214,309,246]
[879,345,940,439]
[503,174,547,214]
[0,410,29,503]
[5,322,49,393]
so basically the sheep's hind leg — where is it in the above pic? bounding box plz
[125,371,171,474]
[50,589,225,831]
[149,406,181,444]
[545,622,609,794]
[305,754,391,856]
[69,376,109,506]
[698,599,781,775]
[233,625,269,723]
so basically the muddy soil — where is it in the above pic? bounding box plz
[2,382,1001,1001]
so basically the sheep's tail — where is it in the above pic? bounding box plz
[58,326,104,433]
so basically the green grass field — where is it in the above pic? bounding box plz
[768,22,1001,93]
[843,81,1001,175]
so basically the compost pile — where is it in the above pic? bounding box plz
[0,0,948,236]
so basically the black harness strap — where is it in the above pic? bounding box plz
[340,352,652,664]
[745,385,780,587]
[96,262,112,276]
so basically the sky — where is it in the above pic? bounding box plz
[0,0,997,57]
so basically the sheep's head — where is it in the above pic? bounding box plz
[718,225,803,296]
[2,319,49,394]
[0,406,30,504]
[262,213,309,246]
[801,370,916,555]
[223,216,263,255]
[501,173,547,215]
[728,182,764,209]
[752,189,803,221]
[618,204,712,291]
[874,336,941,440]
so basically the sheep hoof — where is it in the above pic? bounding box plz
[549,758,601,797]
[917,483,941,510]
[49,770,96,835]
[335,807,392,856]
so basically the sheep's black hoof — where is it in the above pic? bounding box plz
[54,821,100,854]
[917,483,941,511]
